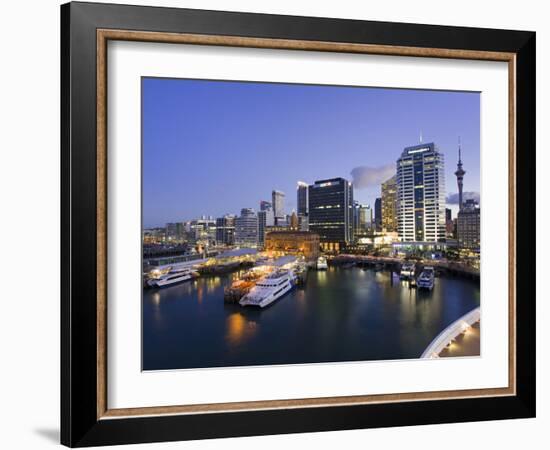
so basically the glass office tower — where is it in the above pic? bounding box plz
[397,143,446,242]
[308,177,353,252]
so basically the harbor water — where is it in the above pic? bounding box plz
[143,267,480,370]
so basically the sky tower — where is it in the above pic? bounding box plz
[454,138,466,211]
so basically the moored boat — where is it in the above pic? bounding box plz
[147,267,198,288]
[239,269,297,308]
[417,266,435,290]
[400,262,416,279]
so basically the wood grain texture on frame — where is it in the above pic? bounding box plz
[97,29,108,419]
[96,29,517,420]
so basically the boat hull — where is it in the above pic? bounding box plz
[149,274,193,288]
[417,277,434,290]
[259,282,293,308]
[240,280,295,308]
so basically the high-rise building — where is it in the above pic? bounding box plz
[374,198,382,231]
[381,175,398,232]
[272,190,285,221]
[297,181,309,216]
[365,204,374,231]
[257,208,275,248]
[234,208,259,247]
[454,139,466,211]
[397,142,446,242]
[353,203,363,235]
[215,215,235,246]
[260,200,272,211]
[308,177,353,252]
[353,201,371,238]
[457,199,480,250]
[445,208,454,238]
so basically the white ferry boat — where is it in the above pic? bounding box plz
[239,269,297,308]
[400,262,416,279]
[317,256,328,270]
[147,267,197,288]
[417,266,435,290]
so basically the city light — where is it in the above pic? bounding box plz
[141,79,481,372]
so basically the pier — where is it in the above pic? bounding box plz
[329,254,479,280]
[223,255,302,303]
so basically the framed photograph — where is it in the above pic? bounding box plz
[61,2,536,447]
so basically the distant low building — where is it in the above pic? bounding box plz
[264,231,320,260]
[190,217,216,246]
[298,213,309,231]
[257,208,275,248]
[143,227,166,245]
[265,225,289,233]
[352,231,399,247]
[289,211,299,230]
[216,215,235,246]
[165,222,179,242]
[392,240,457,258]
[234,208,258,247]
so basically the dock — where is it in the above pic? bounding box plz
[223,255,306,303]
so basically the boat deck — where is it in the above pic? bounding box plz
[438,322,480,357]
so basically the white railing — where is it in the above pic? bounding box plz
[421,307,481,358]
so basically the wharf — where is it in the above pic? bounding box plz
[330,255,479,279]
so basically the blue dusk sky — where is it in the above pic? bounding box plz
[142,78,480,228]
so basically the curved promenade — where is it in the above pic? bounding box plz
[421,307,481,358]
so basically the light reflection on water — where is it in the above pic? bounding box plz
[143,267,480,370]
[225,313,258,346]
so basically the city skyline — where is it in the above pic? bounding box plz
[143,78,480,227]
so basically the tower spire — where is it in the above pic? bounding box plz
[454,136,466,211]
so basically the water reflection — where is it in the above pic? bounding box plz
[152,291,160,305]
[225,312,258,346]
[196,283,204,303]
[205,276,221,293]
[143,268,480,370]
